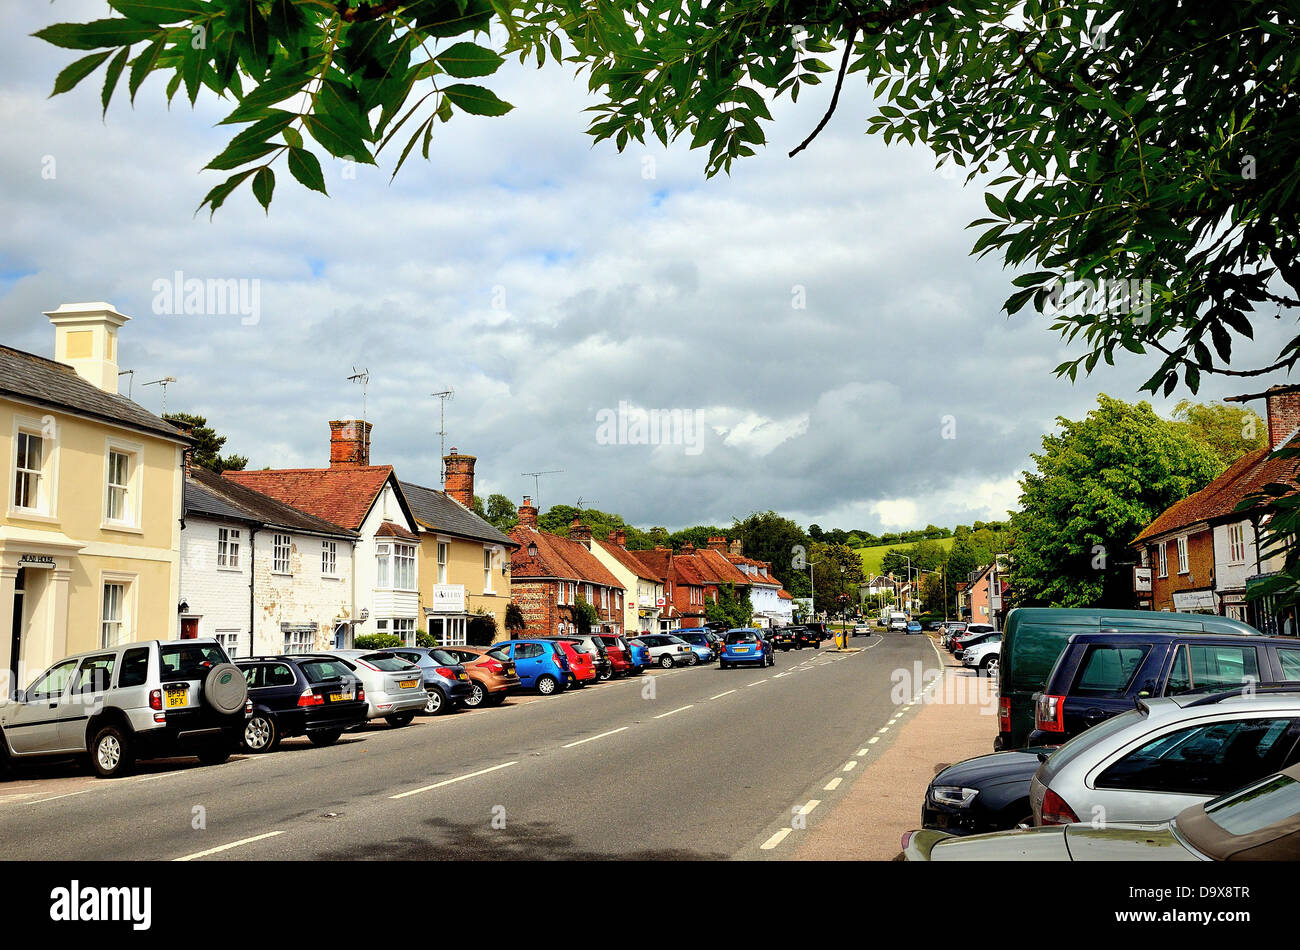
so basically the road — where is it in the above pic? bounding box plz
[0,632,939,861]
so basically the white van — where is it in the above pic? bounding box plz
[889,612,908,631]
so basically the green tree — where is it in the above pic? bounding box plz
[571,597,598,636]
[705,583,753,628]
[944,534,979,607]
[1008,395,1222,608]
[466,611,497,645]
[810,542,864,616]
[165,412,247,472]
[504,602,526,636]
[482,493,518,532]
[731,510,810,592]
[1171,400,1266,469]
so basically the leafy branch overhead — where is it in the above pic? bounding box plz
[35,0,1300,402]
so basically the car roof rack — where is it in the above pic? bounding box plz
[1182,682,1300,707]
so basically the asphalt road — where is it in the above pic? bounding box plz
[0,632,939,860]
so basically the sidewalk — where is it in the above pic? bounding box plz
[791,636,998,860]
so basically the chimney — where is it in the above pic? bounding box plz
[443,447,476,508]
[729,538,743,556]
[44,302,129,394]
[329,419,372,467]
[570,516,592,546]
[706,536,728,552]
[517,495,538,529]
[682,541,696,553]
[1266,387,1300,450]
[611,529,627,548]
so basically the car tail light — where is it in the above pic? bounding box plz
[298,688,324,707]
[1036,694,1065,733]
[435,667,456,678]
[357,687,366,702]
[483,660,504,674]
[900,831,915,850]
[149,689,163,711]
[999,697,1011,734]
[1040,788,1078,825]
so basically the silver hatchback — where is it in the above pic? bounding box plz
[1030,689,1300,827]
[321,650,429,727]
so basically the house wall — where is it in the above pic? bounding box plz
[1147,527,1215,611]
[416,532,512,638]
[352,484,419,639]
[1212,519,1260,593]
[179,516,252,655]
[253,530,354,654]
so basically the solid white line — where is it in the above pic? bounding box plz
[27,788,97,805]
[709,690,736,700]
[653,704,694,719]
[800,799,821,815]
[389,761,518,799]
[842,760,858,772]
[823,777,843,791]
[175,831,284,862]
[563,727,628,748]
[760,828,793,850]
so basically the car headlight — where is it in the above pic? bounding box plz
[931,786,978,807]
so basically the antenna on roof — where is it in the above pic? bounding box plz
[432,387,454,485]
[576,496,596,510]
[521,469,563,510]
[347,367,370,424]
[142,376,177,416]
[118,369,134,400]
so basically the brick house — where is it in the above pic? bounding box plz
[626,546,706,631]
[508,499,625,637]
[591,529,664,634]
[721,538,794,627]
[965,561,1009,628]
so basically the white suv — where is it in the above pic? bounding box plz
[0,639,250,778]
[961,638,1001,678]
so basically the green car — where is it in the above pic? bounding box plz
[903,762,1300,861]
[996,607,1263,751]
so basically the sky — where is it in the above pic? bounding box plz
[1,2,1292,535]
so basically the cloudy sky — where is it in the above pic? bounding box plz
[1,3,1291,534]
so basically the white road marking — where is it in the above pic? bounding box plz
[842,760,858,772]
[389,761,518,799]
[653,704,694,719]
[878,726,889,734]
[746,679,768,687]
[563,727,628,748]
[823,778,843,791]
[709,690,737,700]
[868,736,880,744]
[857,748,870,756]
[761,828,793,850]
[799,799,821,815]
[175,831,284,862]
[26,788,97,805]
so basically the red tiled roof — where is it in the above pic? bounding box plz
[687,548,752,585]
[628,548,672,582]
[1133,447,1299,544]
[672,555,710,587]
[225,466,394,531]
[376,521,420,541]
[777,589,793,600]
[508,527,623,588]
[594,539,660,581]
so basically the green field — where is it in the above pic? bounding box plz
[854,536,956,576]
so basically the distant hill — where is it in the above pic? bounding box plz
[855,536,957,576]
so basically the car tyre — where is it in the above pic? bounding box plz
[536,675,559,696]
[89,724,135,779]
[597,666,613,682]
[684,653,698,667]
[242,713,279,753]
[386,712,416,727]
[981,656,999,679]
[308,729,343,747]
[463,682,487,709]
[424,688,449,715]
[487,692,508,707]
[197,742,234,766]
[720,661,730,670]
[658,655,675,669]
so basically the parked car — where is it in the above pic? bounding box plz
[674,629,716,663]
[795,626,822,649]
[941,622,968,649]
[1030,688,1300,828]
[320,650,429,727]
[922,748,1053,836]
[390,647,476,715]
[1028,629,1300,746]
[953,630,1000,660]
[236,654,368,752]
[487,640,571,695]
[904,760,1300,861]
[630,633,696,669]
[771,627,799,651]
[962,638,1001,677]
[720,628,774,669]
[802,621,829,641]
[0,639,250,779]
[996,607,1263,751]
[626,637,652,674]
[541,638,597,686]
[950,624,996,653]
[906,621,923,636]
[593,633,634,676]
[439,646,522,708]
[927,620,946,631]
[547,635,612,681]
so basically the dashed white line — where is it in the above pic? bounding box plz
[857,748,870,756]
[823,777,843,791]
[389,761,518,799]
[878,726,890,734]
[746,679,768,687]
[868,736,880,744]
[709,690,737,700]
[653,704,694,719]
[562,727,628,748]
[842,760,858,772]
[799,799,821,815]
[761,828,792,850]
[175,831,284,862]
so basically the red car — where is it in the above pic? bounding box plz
[594,633,633,676]
[545,639,596,687]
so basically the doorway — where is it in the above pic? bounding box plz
[9,568,23,698]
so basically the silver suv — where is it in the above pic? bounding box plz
[0,638,250,779]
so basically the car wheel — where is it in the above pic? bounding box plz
[89,725,135,779]
[981,657,999,679]
[386,712,416,727]
[463,682,487,709]
[308,729,343,747]
[242,713,279,753]
[536,675,559,695]
[720,661,730,670]
[812,642,820,650]
[597,666,613,681]
[424,689,449,715]
[487,692,508,707]
[197,742,234,766]
[684,653,698,667]
[659,654,675,669]
[0,735,9,780]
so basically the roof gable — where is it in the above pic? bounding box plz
[508,527,622,588]
[188,467,357,538]
[224,466,396,531]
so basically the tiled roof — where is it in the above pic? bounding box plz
[672,555,709,587]
[186,467,357,538]
[685,548,752,585]
[594,538,660,581]
[0,344,191,443]
[508,527,623,588]
[777,589,794,600]
[1133,447,1300,544]
[627,548,672,582]
[375,521,420,542]
[224,466,394,531]
[399,480,515,548]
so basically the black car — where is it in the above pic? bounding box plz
[921,749,1053,836]
[794,626,821,649]
[771,627,799,651]
[235,655,369,752]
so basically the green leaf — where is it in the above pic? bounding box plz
[286,147,328,195]
[34,19,160,51]
[197,168,256,217]
[435,42,505,78]
[251,166,275,213]
[128,34,166,102]
[442,83,514,116]
[107,1,209,25]
[101,46,130,115]
[50,51,113,96]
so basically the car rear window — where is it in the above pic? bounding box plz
[1071,644,1151,697]
[360,652,418,672]
[726,631,758,644]
[1205,772,1300,835]
[159,643,229,682]
[428,649,461,665]
[118,647,149,688]
[301,659,353,683]
[487,647,510,662]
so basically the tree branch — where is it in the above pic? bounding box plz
[336,1,402,23]
[789,25,858,158]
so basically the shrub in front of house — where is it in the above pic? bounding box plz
[354,633,402,650]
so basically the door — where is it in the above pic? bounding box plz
[8,568,23,698]
[4,659,78,755]
[512,643,544,685]
[61,655,117,750]
[180,618,199,640]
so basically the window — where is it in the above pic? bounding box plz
[1228,524,1247,564]
[72,655,116,695]
[273,534,292,574]
[321,541,337,576]
[215,629,241,658]
[1165,644,1262,694]
[568,582,575,605]
[283,626,314,654]
[119,648,149,687]
[105,450,129,522]
[218,527,241,569]
[1072,645,1151,697]
[1279,650,1300,680]
[516,642,543,660]
[377,544,392,588]
[101,583,126,647]
[437,542,449,584]
[1206,772,1300,835]
[1157,543,1168,578]
[13,430,43,511]
[1176,536,1189,574]
[394,618,416,646]
[394,544,416,590]
[483,548,494,593]
[26,660,77,700]
[1097,718,1299,796]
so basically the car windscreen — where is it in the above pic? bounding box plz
[486,647,510,662]
[301,659,354,683]
[159,643,229,682]
[360,652,418,671]
[726,631,758,644]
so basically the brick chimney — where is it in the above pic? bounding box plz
[1266,387,1300,450]
[729,538,743,556]
[611,529,627,548]
[570,517,592,546]
[443,447,476,508]
[682,541,696,554]
[706,536,728,552]
[517,495,538,529]
[329,420,372,467]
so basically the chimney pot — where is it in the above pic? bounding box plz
[570,517,593,544]
[443,449,477,509]
[329,419,372,467]
[517,496,538,528]
[1265,386,1300,450]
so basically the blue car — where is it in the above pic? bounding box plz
[720,628,773,669]
[626,638,652,673]
[906,621,923,635]
[392,646,475,714]
[668,629,715,663]
[486,639,571,695]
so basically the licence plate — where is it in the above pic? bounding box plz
[734,647,750,653]
[165,686,187,708]
[330,691,354,702]
[399,679,418,689]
